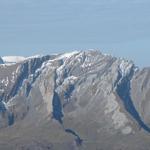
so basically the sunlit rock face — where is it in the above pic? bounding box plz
[0,50,150,150]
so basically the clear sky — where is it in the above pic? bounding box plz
[0,0,150,67]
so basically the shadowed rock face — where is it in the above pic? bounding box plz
[0,57,4,64]
[0,50,150,150]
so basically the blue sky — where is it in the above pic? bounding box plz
[0,0,150,67]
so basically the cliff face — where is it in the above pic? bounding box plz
[0,50,150,150]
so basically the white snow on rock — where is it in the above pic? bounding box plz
[26,54,42,60]
[54,51,80,85]
[119,59,133,77]
[2,56,26,64]
[57,51,79,60]
[2,55,43,64]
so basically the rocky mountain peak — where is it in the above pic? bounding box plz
[0,50,149,150]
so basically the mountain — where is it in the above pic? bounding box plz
[0,50,150,150]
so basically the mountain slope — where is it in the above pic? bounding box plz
[0,50,150,150]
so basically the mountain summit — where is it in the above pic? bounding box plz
[0,50,150,150]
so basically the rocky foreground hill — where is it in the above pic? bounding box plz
[0,50,150,150]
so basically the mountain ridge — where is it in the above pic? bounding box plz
[0,50,150,150]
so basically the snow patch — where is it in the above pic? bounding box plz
[58,51,79,60]
[26,54,42,60]
[2,56,26,64]
[55,52,79,85]
[2,55,42,64]
[119,59,133,77]
[81,62,92,68]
